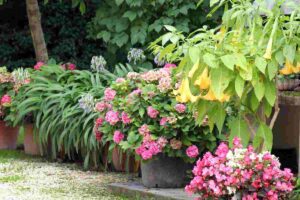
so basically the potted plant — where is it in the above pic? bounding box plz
[185,137,294,199]
[0,67,19,149]
[94,65,224,187]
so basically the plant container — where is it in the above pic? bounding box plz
[24,123,41,155]
[141,153,191,188]
[0,120,19,150]
[112,147,140,173]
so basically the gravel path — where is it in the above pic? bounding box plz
[0,151,133,200]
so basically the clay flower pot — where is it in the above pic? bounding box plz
[24,123,41,155]
[112,147,140,173]
[277,79,300,91]
[0,120,19,150]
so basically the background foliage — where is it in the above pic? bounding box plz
[0,0,103,70]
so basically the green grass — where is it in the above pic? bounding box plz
[0,175,23,183]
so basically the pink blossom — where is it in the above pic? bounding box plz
[116,78,125,83]
[95,101,107,112]
[105,111,119,125]
[68,63,76,70]
[113,130,124,144]
[94,131,102,142]
[175,104,186,113]
[1,94,11,106]
[104,88,116,101]
[170,138,182,150]
[95,117,104,127]
[233,137,243,148]
[138,124,150,136]
[34,61,45,70]
[186,145,199,158]
[160,117,168,126]
[164,63,176,69]
[121,112,131,124]
[157,137,168,148]
[147,106,159,118]
[135,140,162,160]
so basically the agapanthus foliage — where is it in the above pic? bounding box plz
[94,64,224,161]
[185,137,294,200]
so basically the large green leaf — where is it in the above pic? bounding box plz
[210,67,232,99]
[228,117,250,147]
[253,123,273,151]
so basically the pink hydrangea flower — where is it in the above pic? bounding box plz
[121,112,131,124]
[113,130,124,144]
[138,124,150,136]
[186,145,199,158]
[170,138,182,150]
[157,137,168,148]
[116,78,125,83]
[95,117,104,127]
[95,101,107,112]
[135,140,162,160]
[147,106,159,118]
[34,61,45,70]
[1,94,11,106]
[175,104,186,113]
[105,110,119,125]
[68,63,76,70]
[164,63,177,69]
[160,117,168,126]
[104,88,116,101]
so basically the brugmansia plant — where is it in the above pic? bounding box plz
[150,0,300,151]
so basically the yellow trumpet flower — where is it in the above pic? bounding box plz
[200,88,231,102]
[194,68,211,90]
[263,38,273,60]
[188,60,199,78]
[174,78,199,103]
[279,59,294,75]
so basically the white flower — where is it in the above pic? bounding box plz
[91,56,107,72]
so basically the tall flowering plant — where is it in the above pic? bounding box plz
[185,137,294,200]
[94,64,222,162]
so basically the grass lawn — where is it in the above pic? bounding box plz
[0,150,137,200]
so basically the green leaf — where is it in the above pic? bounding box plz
[267,60,278,80]
[195,100,207,126]
[283,44,296,62]
[264,79,276,106]
[123,11,137,21]
[189,47,200,64]
[208,103,226,133]
[253,123,273,151]
[249,91,260,112]
[235,75,245,98]
[115,0,124,6]
[235,53,248,71]
[203,53,219,68]
[228,117,250,147]
[164,25,176,32]
[255,57,267,74]
[254,79,265,101]
[220,54,235,70]
[210,67,232,99]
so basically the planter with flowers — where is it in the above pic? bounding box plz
[185,137,294,199]
[0,67,19,149]
[94,64,224,187]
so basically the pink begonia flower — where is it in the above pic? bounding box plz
[186,145,199,158]
[116,78,125,83]
[34,61,45,70]
[68,63,76,70]
[1,94,11,106]
[147,106,159,118]
[121,112,131,124]
[105,110,119,125]
[160,117,168,126]
[113,130,124,144]
[175,103,186,113]
[138,124,150,136]
[233,137,243,148]
[104,88,116,101]
[95,101,107,112]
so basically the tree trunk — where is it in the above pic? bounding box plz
[26,0,48,62]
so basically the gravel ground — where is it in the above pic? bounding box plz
[0,150,133,200]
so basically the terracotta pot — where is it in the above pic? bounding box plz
[277,79,300,91]
[24,123,41,155]
[112,147,140,173]
[0,120,19,150]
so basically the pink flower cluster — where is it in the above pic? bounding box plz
[113,130,124,144]
[147,106,159,118]
[104,88,116,101]
[105,111,119,125]
[34,62,45,70]
[94,117,104,142]
[95,101,111,112]
[186,145,199,158]
[62,63,76,70]
[185,137,294,200]
[1,94,11,106]
[121,112,131,124]
[175,104,186,113]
